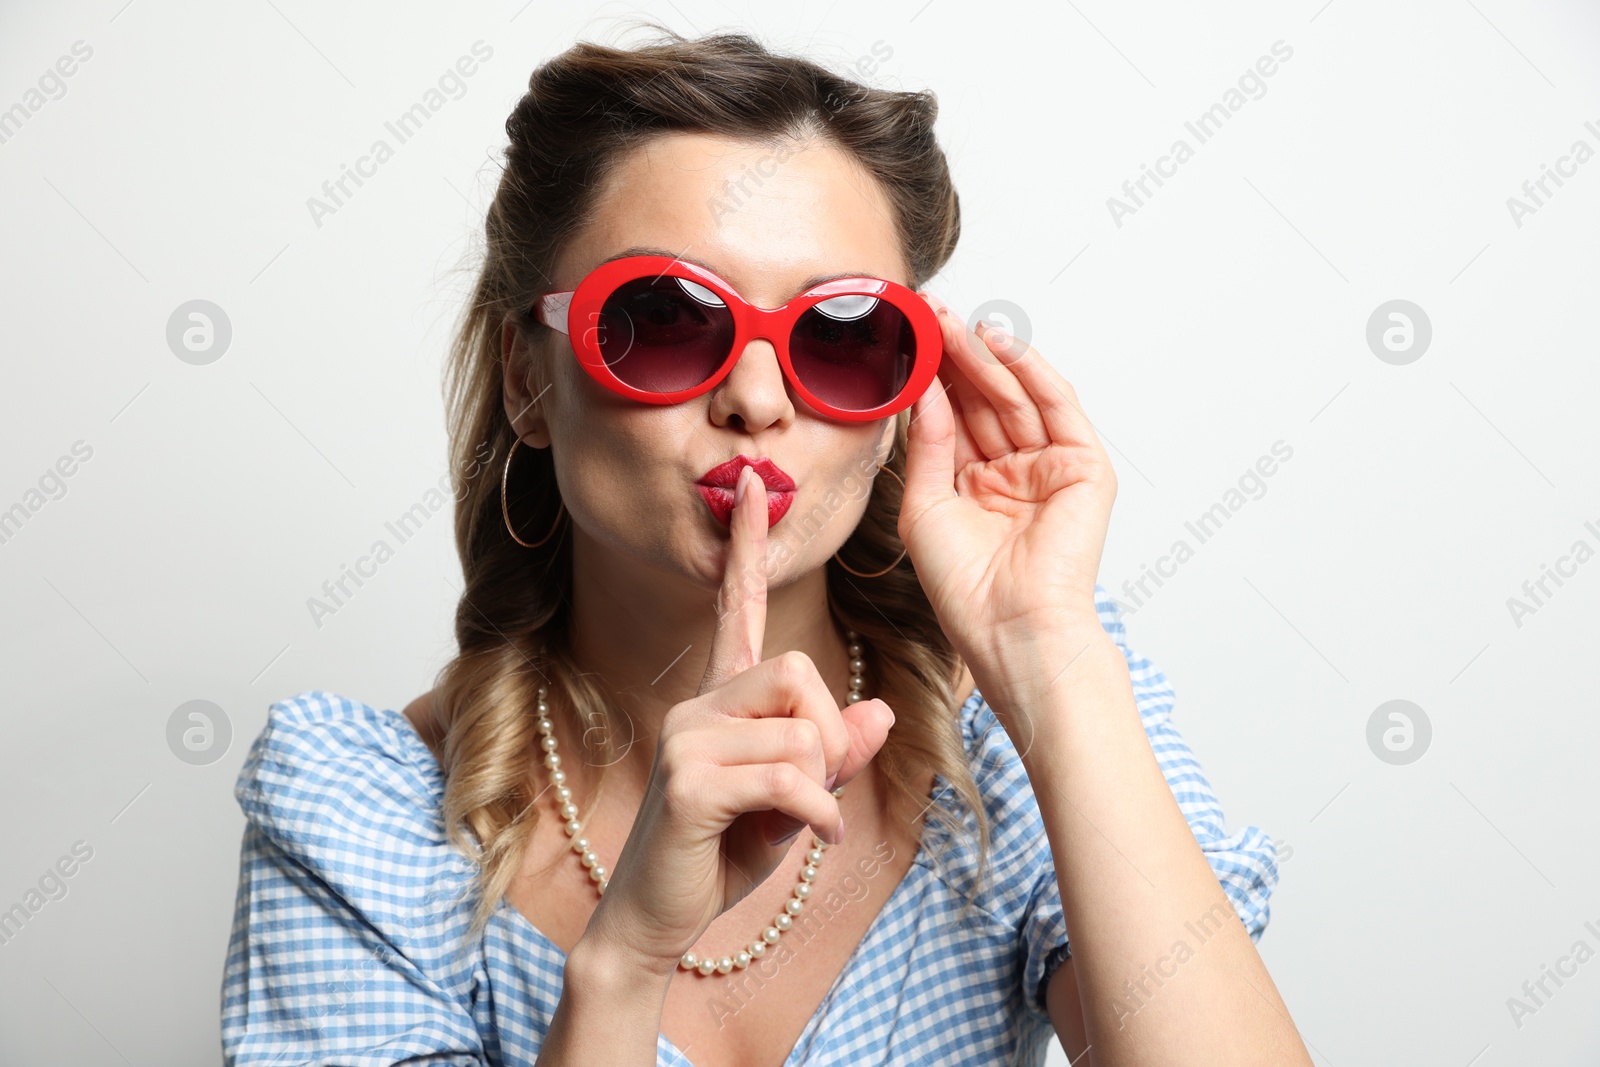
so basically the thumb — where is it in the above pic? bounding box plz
[758,696,894,847]
[829,697,896,790]
[901,373,957,533]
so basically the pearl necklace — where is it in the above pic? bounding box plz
[535,629,867,978]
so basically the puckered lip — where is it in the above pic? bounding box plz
[695,454,796,492]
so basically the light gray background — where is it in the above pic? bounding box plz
[3,0,1598,1063]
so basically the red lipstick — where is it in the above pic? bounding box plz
[695,455,796,528]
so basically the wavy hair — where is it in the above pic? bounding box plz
[423,23,990,944]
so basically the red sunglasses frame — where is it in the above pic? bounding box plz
[532,254,943,423]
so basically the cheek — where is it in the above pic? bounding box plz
[834,463,871,512]
[549,408,692,536]
[838,427,896,518]
[773,430,889,559]
[553,428,637,516]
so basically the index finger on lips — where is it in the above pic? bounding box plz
[697,466,769,698]
[693,467,854,790]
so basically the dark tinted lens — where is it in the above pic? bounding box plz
[597,275,735,393]
[790,294,914,411]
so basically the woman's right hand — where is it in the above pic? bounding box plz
[578,466,897,980]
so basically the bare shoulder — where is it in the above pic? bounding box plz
[954,661,975,701]
[402,689,445,757]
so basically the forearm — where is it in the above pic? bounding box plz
[539,937,671,1066]
[974,630,1310,1067]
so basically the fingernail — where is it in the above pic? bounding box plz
[824,772,838,791]
[834,815,846,845]
[735,466,750,507]
[980,319,1013,343]
[964,320,1001,365]
[922,291,949,314]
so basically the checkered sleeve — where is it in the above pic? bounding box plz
[220,691,488,1066]
[1004,585,1282,1023]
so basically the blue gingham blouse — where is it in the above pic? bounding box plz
[221,585,1279,1065]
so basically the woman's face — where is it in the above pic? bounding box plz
[504,131,910,589]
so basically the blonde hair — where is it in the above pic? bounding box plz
[423,24,990,945]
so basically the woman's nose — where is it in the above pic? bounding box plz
[707,338,795,431]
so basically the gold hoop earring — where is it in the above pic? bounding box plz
[832,463,908,578]
[502,436,566,549]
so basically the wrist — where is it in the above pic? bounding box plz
[966,623,1118,704]
[968,629,1126,742]
[568,928,677,995]
[547,932,673,1066]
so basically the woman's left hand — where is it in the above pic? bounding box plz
[898,295,1117,673]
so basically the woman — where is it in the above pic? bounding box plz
[221,27,1309,1067]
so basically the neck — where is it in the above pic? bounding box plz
[558,522,859,800]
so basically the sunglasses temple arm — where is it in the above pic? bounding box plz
[537,291,574,336]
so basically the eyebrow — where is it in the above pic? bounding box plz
[597,246,889,297]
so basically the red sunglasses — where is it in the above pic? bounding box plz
[532,255,942,422]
